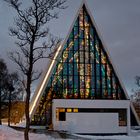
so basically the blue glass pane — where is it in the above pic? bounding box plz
[74,75,79,88]
[107,77,111,88]
[69,32,73,39]
[74,62,78,75]
[102,77,106,88]
[96,76,100,88]
[91,88,95,97]
[96,64,100,76]
[69,76,73,89]
[74,39,78,51]
[90,27,94,38]
[79,29,84,38]
[68,63,73,75]
[74,27,78,37]
[63,63,67,75]
[101,65,105,76]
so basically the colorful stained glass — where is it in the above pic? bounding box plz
[43,5,126,100]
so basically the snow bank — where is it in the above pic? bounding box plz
[0,125,71,140]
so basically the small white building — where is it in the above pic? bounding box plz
[29,0,140,135]
[52,99,130,134]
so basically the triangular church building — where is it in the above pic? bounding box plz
[29,1,140,134]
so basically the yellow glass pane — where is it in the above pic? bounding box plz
[59,108,65,112]
[73,108,78,112]
[67,108,72,112]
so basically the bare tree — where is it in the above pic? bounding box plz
[0,58,8,125]
[5,72,23,126]
[131,76,140,104]
[4,0,66,140]
[0,59,23,125]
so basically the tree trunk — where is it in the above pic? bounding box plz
[8,91,11,126]
[24,86,31,140]
[0,89,2,125]
[24,41,34,140]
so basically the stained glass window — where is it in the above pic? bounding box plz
[39,5,127,100]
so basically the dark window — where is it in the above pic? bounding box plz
[59,112,66,121]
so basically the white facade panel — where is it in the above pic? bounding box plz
[52,99,130,134]
[66,113,119,133]
[52,99,129,109]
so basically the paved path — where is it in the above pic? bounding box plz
[45,130,91,139]
[11,126,90,139]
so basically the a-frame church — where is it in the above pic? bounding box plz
[29,1,140,134]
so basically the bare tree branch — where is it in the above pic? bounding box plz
[136,76,140,87]
[4,0,67,140]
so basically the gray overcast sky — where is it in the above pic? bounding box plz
[0,0,140,96]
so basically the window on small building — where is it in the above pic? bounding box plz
[59,112,66,121]
[67,108,72,112]
[59,108,65,112]
[73,108,78,112]
[119,109,127,126]
[56,108,66,121]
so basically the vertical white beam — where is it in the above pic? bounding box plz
[127,103,131,135]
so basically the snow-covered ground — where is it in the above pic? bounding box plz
[0,125,140,140]
[0,125,72,140]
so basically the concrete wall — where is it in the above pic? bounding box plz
[52,99,130,134]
